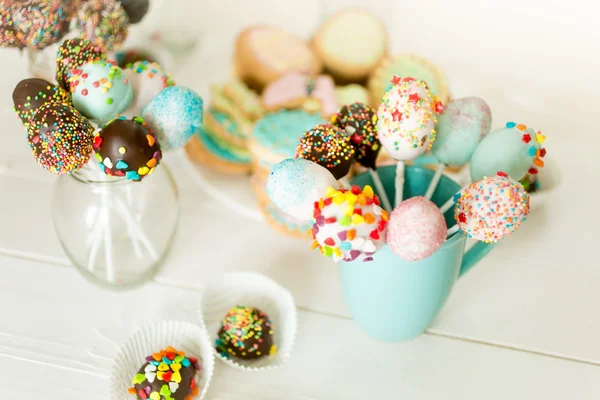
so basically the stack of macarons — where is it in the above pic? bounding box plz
[185,80,264,175]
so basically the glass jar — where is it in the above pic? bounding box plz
[52,162,179,289]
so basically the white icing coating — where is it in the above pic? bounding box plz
[125,61,173,116]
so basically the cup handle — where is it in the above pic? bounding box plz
[459,242,497,278]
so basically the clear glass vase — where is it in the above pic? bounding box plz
[52,162,179,289]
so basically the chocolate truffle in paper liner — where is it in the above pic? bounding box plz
[311,185,388,262]
[74,0,129,52]
[470,122,547,182]
[216,306,276,360]
[295,123,355,180]
[27,103,94,174]
[13,78,71,127]
[69,60,132,123]
[454,172,530,243]
[376,76,444,161]
[92,116,162,181]
[141,86,203,151]
[331,102,380,170]
[128,346,200,400]
[56,39,106,91]
[11,0,71,50]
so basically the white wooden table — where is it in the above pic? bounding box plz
[1,1,599,398]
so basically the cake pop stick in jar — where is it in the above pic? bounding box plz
[452,172,531,243]
[311,185,388,262]
[266,158,338,221]
[424,97,492,200]
[377,76,444,206]
[295,123,355,189]
[331,102,392,212]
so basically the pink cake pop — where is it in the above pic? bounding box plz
[454,172,531,243]
[386,196,447,261]
[311,185,389,262]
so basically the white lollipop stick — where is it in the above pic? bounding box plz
[439,195,457,214]
[447,224,460,237]
[394,161,405,207]
[102,192,115,283]
[424,163,445,200]
[339,177,351,190]
[369,169,392,212]
[113,198,158,261]
[87,218,104,272]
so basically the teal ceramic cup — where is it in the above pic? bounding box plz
[343,165,495,341]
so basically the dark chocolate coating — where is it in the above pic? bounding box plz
[133,361,196,400]
[56,38,106,91]
[13,78,71,126]
[295,123,356,180]
[215,306,275,360]
[332,102,380,170]
[115,49,157,68]
[119,0,149,24]
[93,117,162,181]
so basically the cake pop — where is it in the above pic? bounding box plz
[119,0,150,24]
[454,172,530,243]
[12,78,71,127]
[69,60,133,123]
[295,123,355,181]
[11,0,71,50]
[141,86,203,151]
[331,102,392,211]
[431,97,492,167]
[215,306,276,360]
[124,61,175,116]
[386,196,447,261]
[311,185,388,262]
[92,116,162,181]
[266,158,338,221]
[74,0,129,52]
[0,3,21,49]
[470,122,547,181]
[56,39,106,92]
[26,103,94,174]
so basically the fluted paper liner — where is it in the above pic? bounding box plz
[110,320,214,400]
[198,272,297,371]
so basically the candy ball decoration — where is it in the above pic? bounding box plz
[11,0,71,50]
[74,0,129,52]
[331,102,380,169]
[92,116,162,181]
[124,61,175,116]
[295,123,355,180]
[454,172,531,243]
[119,0,150,24]
[69,60,133,123]
[129,346,200,400]
[26,103,94,174]
[56,39,106,91]
[311,185,388,262]
[470,122,547,181]
[141,86,203,151]
[386,196,447,261]
[431,97,492,166]
[377,76,444,161]
[12,78,71,127]
[267,158,338,221]
[215,306,276,360]
[0,3,21,49]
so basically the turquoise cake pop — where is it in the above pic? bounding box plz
[141,86,203,151]
[470,122,547,181]
[431,97,492,166]
[68,60,133,124]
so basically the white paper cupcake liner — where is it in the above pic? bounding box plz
[110,320,214,400]
[198,272,297,371]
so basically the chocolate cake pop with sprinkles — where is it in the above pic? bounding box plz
[295,123,355,180]
[92,116,162,181]
[74,0,129,52]
[331,102,380,170]
[216,306,276,360]
[56,38,106,92]
[11,0,71,50]
[27,103,94,174]
[128,346,200,400]
[119,0,149,24]
[12,78,71,127]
